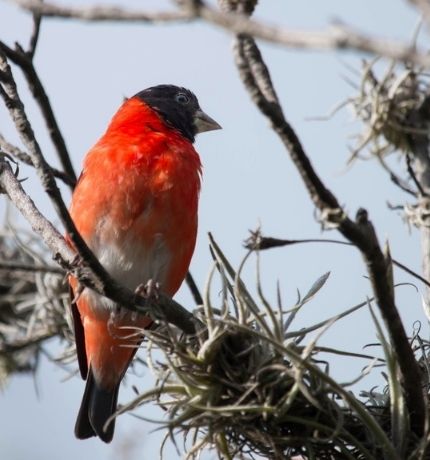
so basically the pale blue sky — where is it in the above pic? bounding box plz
[0,1,426,459]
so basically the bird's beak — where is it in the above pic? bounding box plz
[194,109,222,134]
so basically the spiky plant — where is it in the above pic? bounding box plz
[111,234,426,460]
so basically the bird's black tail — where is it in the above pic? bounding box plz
[74,367,119,443]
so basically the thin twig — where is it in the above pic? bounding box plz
[10,0,192,22]
[376,155,417,197]
[407,152,428,197]
[27,6,42,59]
[0,133,76,186]
[409,0,430,28]
[388,172,417,197]
[246,232,430,289]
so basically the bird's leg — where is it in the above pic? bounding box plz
[54,251,83,275]
[68,252,85,268]
[133,279,161,325]
[135,279,160,301]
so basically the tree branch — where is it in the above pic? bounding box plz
[0,40,77,187]
[0,133,76,186]
[408,0,430,28]
[27,6,42,59]
[9,0,430,66]
[231,16,427,440]
[9,0,192,22]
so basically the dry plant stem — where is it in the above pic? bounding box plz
[0,159,199,334]
[233,33,426,438]
[0,52,198,335]
[0,40,77,187]
[8,0,430,67]
[248,234,430,288]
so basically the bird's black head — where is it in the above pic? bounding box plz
[135,85,221,143]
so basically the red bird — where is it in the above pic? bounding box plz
[68,85,220,443]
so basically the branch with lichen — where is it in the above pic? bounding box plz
[221,0,427,444]
[0,223,71,387]
[344,55,430,317]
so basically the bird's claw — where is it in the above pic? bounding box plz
[71,253,83,265]
[135,279,160,301]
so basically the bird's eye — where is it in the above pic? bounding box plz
[175,93,190,104]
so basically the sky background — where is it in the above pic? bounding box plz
[0,1,428,459]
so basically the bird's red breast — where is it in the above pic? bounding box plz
[68,85,220,442]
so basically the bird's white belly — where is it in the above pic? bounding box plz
[84,226,171,312]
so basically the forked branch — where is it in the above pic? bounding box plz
[229,4,427,439]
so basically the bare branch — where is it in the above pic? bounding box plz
[197,3,430,66]
[9,0,192,22]
[231,17,426,440]
[388,171,417,196]
[0,41,77,186]
[407,151,428,197]
[408,0,430,27]
[9,0,430,66]
[27,6,42,59]
[0,260,64,274]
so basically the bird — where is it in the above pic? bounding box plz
[68,84,220,443]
